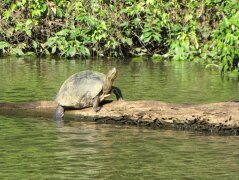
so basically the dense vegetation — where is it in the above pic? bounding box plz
[0,0,239,74]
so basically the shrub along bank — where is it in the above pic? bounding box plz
[0,0,238,74]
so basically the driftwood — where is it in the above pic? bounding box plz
[0,100,238,135]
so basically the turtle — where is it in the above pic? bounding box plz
[55,67,123,120]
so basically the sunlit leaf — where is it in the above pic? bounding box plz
[52,46,56,54]
[56,8,63,17]
[45,37,58,47]
[56,29,70,36]
[33,41,38,49]
[25,30,32,37]
[0,41,10,49]
[3,10,11,20]
[125,38,133,46]
[68,46,76,57]
[11,48,24,56]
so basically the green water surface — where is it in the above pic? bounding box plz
[0,57,238,103]
[0,115,238,179]
[0,57,238,179]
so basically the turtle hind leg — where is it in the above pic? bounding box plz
[93,96,102,112]
[55,105,65,120]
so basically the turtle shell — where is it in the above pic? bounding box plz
[55,70,106,107]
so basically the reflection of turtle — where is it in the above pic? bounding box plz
[55,67,123,119]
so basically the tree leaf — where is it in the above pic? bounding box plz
[68,46,76,57]
[52,46,56,53]
[11,48,24,56]
[25,30,32,37]
[0,41,10,49]
[32,41,38,49]
[56,29,70,36]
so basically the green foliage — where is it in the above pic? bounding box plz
[45,29,90,57]
[0,0,238,73]
[210,12,239,74]
[0,41,10,54]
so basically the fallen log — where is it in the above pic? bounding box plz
[0,100,238,135]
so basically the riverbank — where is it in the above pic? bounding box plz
[1,1,239,73]
[0,100,238,135]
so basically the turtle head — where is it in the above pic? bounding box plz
[103,67,117,94]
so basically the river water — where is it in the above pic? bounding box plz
[0,57,239,179]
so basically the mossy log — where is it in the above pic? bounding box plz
[0,100,238,135]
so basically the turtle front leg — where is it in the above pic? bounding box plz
[111,86,123,100]
[55,105,65,120]
[93,96,102,112]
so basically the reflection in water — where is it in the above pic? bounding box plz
[0,57,238,103]
[0,57,239,179]
[0,115,238,179]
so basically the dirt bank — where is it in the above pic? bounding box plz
[0,100,238,135]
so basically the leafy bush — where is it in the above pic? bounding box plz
[0,0,238,73]
[209,11,239,74]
